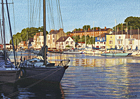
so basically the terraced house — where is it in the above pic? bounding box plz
[95,33,109,49]
[68,27,112,38]
[47,28,67,49]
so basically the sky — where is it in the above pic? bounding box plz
[1,0,140,43]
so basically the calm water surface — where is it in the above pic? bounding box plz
[1,52,140,99]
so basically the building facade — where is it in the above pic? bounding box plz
[47,28,67,49]
[95,33,108,49]
[68,27,112,38]
[56,36,75,49]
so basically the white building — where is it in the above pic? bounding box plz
[56,36,75,49]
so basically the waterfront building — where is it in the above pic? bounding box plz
[125,34,140,50]
[47,28,67,49]
[106,29,140,50]
[18,41,26,49]
[106,34,126,50]
[56,36,75,49]
[68,27,112,38]
[31,32,44,49]
[95,33,108,49]
[5,44,12,49]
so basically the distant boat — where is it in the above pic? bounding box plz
[63,49,84,54]
[101,52,129,57]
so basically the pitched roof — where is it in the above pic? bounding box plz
[50,30,60,34]
[96,33,109,37]
[56,36,69,42]
[49,28,64,34]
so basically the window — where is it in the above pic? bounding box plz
[129,40,132,44]
[66,41,68,44]
[71,41,73,44]
[109,40,113,44]
[104,42,106,44]
[110,36,112,38]
[97,42,99,44]
[53,35,55,38]
[119,36,121,39]
[97,37,100,40]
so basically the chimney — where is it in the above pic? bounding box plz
[96,27,98,30]
[81,29,82,31]
[59,28,63,31]
[88,28,90,31]
[51,29,54,32]
[104,27,106,29]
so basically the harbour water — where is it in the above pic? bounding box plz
[1,52,140,99]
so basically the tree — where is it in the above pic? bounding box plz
[10,26,48,44]
[83,25,90,31]
[113,16,140,31]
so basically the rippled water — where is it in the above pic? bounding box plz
[1,52,140,98]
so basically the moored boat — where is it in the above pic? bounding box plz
[0,51,20,83]
[0,0,20,83]
[19,0,70,84]
[101,52,130,56]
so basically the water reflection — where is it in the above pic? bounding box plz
[8,52,140,98]
[0,82,65,99]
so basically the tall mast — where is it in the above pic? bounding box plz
[43,0,46,65]
[2,0,6,64]
[6,0,17,66]
[138,28,139,51]
[93,21,94,47]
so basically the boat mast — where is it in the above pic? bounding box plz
[2,0,6,64]
[138,28,139,51]
[43,0,46,65]
[5,0,17,66]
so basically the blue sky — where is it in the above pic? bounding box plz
[2,0,140,43]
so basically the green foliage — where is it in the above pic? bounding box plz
[113,16,140,31]
[72,35,95,44]
[66,31,71,35]
[66,45,70,47]
[91,27,101,30]
[83,25,90,31]
[10,26,48,45]
[72,28,82,32]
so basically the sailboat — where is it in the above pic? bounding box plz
[19,0,69,83]
[0,0,20,83]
